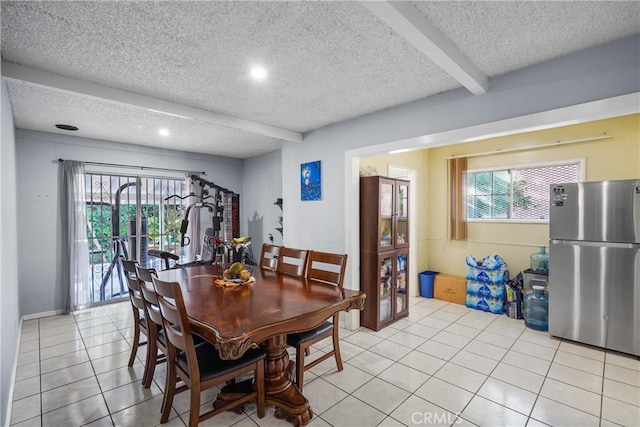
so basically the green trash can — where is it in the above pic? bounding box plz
[419,271,439,298]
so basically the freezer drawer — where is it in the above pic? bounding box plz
[549,240,640,356]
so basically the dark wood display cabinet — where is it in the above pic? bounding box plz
[360,176,410,331]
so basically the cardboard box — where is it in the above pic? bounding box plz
[434,274,466,305]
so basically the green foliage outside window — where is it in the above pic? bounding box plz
[87,204,185,263]
[466,162,580,220]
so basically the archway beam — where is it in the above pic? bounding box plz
[360,1,488,95]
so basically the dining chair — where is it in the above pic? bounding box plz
[151,275,266,426]
[286,251,348,392]
[120,257,150,370]
[135,265,167,389]
[259,243,281,270]
[277,246,309,277]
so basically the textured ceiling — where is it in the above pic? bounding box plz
[6,80,283,158]
[412,1,640,76]
[2,1,639,159]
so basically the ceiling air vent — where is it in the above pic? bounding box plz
[55,124,78,131]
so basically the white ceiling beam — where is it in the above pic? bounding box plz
[360,1,488,95]
[1,61,303,143]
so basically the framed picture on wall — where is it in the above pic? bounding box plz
[300,160,321,201]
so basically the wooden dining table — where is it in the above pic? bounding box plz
[157,264,366,426]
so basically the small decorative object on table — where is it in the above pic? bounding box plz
[213,237,226,267]
[215,262,255,287]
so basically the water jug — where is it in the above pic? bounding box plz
[524,285,548,331]
[530,246,549,273]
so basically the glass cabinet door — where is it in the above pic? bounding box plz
[379,255,393,322]
[379,180,394,250]
[395,250,408,315]
[395,181,409,248]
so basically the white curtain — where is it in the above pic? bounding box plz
[59,161,91,312]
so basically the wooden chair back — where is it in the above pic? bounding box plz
[135,266,163,328]
[259,244,281,270]
[286,251,348,392]
[277,247,309,277]
[152,276,196,356]
[120,258,145,311]
[306,251,348,288]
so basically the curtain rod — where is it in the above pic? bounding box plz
[56,158,206,176]
[448,133,612,159]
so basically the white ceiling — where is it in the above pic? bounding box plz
[2,1,639,159]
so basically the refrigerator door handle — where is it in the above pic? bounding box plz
[550,239,640,249]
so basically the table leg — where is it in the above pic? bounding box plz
[213,334,313,426]
[263,335,313,426]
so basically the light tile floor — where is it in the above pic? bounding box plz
[10,297,640,427]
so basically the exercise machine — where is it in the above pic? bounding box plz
[98,181,136,300]
[147,174,244,269]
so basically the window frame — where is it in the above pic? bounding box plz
[466,158,585,224]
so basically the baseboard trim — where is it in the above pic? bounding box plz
[4,319,23,427]
[21,309,66,321]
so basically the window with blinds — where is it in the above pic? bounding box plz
[466,161,581,221]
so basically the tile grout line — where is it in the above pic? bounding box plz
[308,310,433,426]
[369,303,504,425]
[369,303,636,427]
[428,303,633,424]
[418,303,500,426]
[12,299,639,427]
[31,309,112,425]
[76,308,116,427]
[359,303,521,426]
[437,306,529,426]
[525,334,562,425]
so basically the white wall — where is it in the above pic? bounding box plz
[1,80,20,427]
[241,150,283,256]
[15,130,244,316]
[281,36,640,327]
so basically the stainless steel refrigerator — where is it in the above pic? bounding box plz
[549,179,640,356]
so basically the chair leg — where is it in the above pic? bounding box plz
[188,383,201,427]
[255,361,265,419]
[296,344,306,392]
[333,315,344,371]
[160,359,176,424]
[332,326,344,372]
[128,319,140,367]
[142,337,157,388]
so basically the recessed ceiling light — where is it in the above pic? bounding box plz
[55,124,78,131]
[250,66,267,81]
[158,128,170,137]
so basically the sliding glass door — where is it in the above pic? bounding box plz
[84,173,188,303]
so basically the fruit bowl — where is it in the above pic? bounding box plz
[214,276,255,287]
[215,262,254,287]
